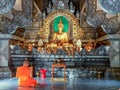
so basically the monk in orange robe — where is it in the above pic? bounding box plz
[16,60,37,87]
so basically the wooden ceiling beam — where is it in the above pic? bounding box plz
[34,1,41,13]
[81,1,86,16]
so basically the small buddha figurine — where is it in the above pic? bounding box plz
[52,19,68,45]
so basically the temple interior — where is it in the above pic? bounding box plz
[0,0,120,90]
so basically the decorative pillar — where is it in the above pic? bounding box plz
[0,39,9,66]
[109,35,120,67]
[0,34,11,78]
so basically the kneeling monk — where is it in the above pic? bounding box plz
[16,60,37,87]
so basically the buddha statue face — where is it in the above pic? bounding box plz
[58,19,64,33]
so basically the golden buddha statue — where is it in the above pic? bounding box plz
[52,19,68,45]
[47,18,73,49]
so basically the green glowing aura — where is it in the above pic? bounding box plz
[53,16,69,32]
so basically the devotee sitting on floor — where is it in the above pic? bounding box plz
[16,60,37,87]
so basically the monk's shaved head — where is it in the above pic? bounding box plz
[23,60,29,66]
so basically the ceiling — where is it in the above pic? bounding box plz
[34,0,85,14]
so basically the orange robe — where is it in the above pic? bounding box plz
[16,66,37,87]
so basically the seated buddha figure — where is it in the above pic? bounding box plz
[52,19,68,46]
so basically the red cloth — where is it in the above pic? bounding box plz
[40,69,47,78]
[16,66,37,87]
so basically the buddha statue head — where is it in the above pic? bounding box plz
[58,18,64,33]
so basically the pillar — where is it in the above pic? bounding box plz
[0,39,9,66]
[109,35,120,67]
[0,37,11,78]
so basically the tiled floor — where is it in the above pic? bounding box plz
[0,77,120,90]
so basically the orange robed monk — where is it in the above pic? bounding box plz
[16,60,37,87]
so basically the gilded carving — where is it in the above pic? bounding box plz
[77,28,84,39]
[40,10,80,43]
